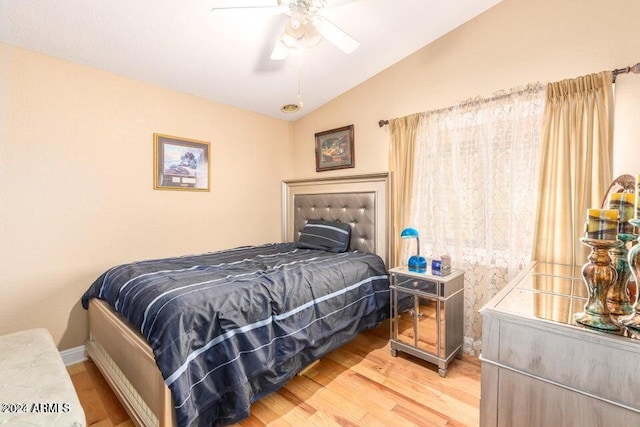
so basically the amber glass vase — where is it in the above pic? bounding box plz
[575,237,622,331]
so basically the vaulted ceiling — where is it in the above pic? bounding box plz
[0,0,502,120]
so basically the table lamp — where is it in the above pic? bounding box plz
[401,227,427,273]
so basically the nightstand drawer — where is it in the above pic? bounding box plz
[395,276,438,295]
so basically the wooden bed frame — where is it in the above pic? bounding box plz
[86,173,391,427]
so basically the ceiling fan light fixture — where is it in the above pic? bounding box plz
[284,14,305,40]
[306,0,328,15]
[302,21,322,47]
[280,32,301,49]
[289,12,303,30]
[265,1,359,61]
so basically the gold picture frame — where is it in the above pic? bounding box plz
[153,133,210,191]
[315,125,355,172]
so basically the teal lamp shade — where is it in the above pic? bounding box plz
[400,227,427,273]
[400,227,420,239]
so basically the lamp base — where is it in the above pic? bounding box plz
[408,256,427,273]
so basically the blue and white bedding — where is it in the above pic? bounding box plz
[81,243,389,427]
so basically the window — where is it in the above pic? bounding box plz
[408,85,545,353]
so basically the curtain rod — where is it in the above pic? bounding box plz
[376,86,540,128]
[612,62,640,83]
[378,61,640,127]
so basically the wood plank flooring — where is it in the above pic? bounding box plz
[68,324,481,427]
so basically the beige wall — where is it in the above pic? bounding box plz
[292,0,640,180]
[0,43,293,350]
[2,0,640,352]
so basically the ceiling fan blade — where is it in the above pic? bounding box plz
[270,40,289,60]
[324,0,359,9]
[211,6,278,11]
[211,0,280,12]
[312,16,359,54]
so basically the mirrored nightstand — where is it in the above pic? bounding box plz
[389,266,465,377]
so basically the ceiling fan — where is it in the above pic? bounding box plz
[211,0,360,60]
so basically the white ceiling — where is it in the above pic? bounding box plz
[0,0,502,121]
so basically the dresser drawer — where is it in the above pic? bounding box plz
[394,275,439,295]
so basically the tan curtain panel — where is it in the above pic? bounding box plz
[533,71,614,266]
[389,114,420,268]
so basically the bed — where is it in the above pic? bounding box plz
[82,173,391,427]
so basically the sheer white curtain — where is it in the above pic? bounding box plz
[408,84,545,353]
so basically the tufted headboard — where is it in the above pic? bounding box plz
[282,173,391,266]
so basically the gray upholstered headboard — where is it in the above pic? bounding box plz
[282,173,391,266]
[292,192,376,254]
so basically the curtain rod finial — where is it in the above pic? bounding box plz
[378,120,389,128]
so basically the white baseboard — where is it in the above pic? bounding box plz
[60,344,88,366]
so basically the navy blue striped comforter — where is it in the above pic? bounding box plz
[82,243,390,427]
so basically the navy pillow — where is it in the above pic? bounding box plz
[296,219,351,253]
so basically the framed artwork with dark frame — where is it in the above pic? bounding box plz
[153,133,210,191]
[315,125,355,172]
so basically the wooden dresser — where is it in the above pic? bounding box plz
[479,262,640,427]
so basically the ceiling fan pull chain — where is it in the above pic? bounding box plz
[297,51,304,107]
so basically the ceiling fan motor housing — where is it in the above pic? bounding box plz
[281,0,327,49]
[267,0,360,59]
[280,0,328,16]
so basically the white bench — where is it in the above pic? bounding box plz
[0,328,86,426]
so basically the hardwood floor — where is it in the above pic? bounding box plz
[68,324,481,427]
[67,358,134,427]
